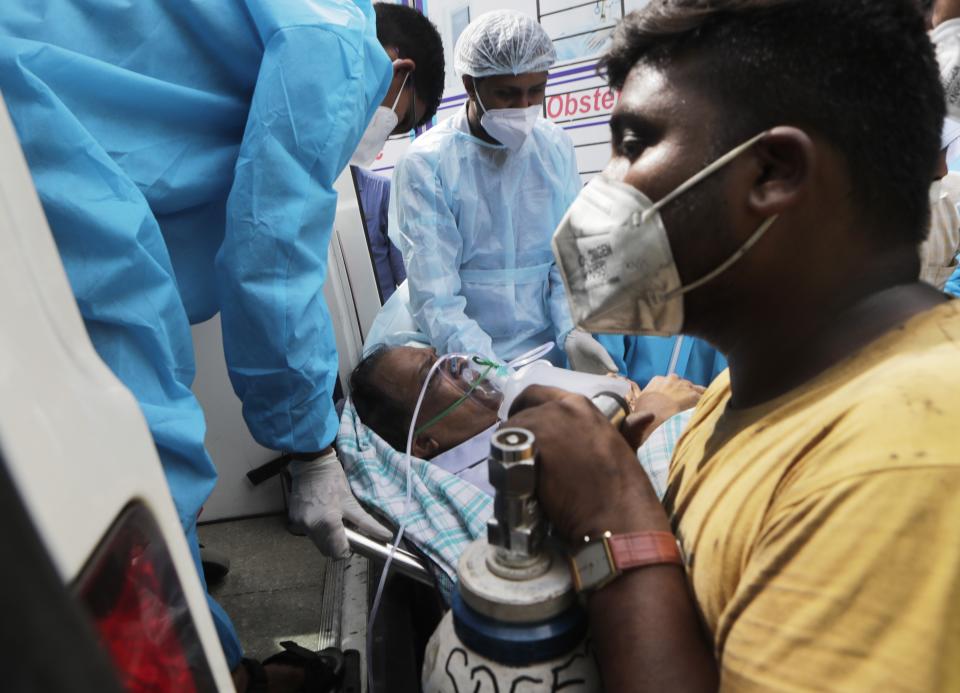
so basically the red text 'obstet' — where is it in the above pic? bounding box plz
[545,88,620,121]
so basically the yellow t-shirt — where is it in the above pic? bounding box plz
[666,300,960,692]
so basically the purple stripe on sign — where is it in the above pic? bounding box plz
[563,119,610,132]
[438,104,462,113]
[547,73,605,90]
[548,63,599,81]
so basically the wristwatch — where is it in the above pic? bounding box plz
[569,531,683,593]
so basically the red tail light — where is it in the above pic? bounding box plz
[75,502,217,692]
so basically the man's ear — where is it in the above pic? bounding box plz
[392,57,416,79]
[412,434,440,459]
[746,126,815,219]
[383,45,415,76]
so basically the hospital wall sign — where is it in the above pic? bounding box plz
[544,87,619,121]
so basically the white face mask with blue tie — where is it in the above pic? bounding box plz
[552,131,778,336]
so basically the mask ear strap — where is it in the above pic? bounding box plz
[668,214,779,298]
[473,79,488,116]
[390,71,410,113]
[642,131,768,223]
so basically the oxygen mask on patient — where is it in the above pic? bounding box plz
[414,355,507,435]
[412,341,561,435]
[415,343,638,423]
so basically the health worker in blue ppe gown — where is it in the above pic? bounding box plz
[596,334,728,389]
[0,0,445,680]
[384,10,617,374]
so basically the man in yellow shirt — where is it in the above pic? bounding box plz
[506,0,960,690]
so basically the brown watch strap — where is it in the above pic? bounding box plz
[607,531,683,570]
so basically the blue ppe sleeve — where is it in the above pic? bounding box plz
[594,334,727,388]
[596,334,630,375]
[391,152,499,361]
[217,26,390,453]
[946,254,960,297]
[0,50,219,535]
[549,263,575,348]
[2,49,236,662]
[549,136,581,347]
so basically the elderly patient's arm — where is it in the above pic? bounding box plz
[620,374,705,444]
[507,387,718,693]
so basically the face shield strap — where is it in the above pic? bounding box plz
[413,357,498,437]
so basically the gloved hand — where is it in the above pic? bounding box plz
[288,450,393,558]
[564,329,617,374]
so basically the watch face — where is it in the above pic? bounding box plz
[573,541,615,592]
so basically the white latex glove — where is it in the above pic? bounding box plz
[564,329,618,374]
[288,450,392,558]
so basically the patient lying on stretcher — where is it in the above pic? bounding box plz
[336,344,704,593]
[349,345,702,486]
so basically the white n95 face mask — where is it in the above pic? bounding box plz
[475,89,539,151]
[552,132,778,336]
[351,72,409,167]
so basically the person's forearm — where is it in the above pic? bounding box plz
[934,0,960,25]
[579,487,718,692]
[410,293,495,359]
[547,268,575,342]
[589,566,718,692]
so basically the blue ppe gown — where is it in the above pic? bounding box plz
[597,334,728,389]
[0,0,391,668]
[389,105,579,364]
[947,260,960,297]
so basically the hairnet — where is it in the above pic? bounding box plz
[454,10,556,78]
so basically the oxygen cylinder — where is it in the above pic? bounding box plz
[422,427,603,692]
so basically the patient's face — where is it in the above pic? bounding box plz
[374,347,501,458]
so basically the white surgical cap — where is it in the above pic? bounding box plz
[454,10,556,78]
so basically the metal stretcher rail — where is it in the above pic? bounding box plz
[345,527,434,586]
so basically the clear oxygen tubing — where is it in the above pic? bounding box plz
[366,351,499,684]
[506,341,555,370]
[667,336,685,376]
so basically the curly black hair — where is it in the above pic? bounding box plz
[599,0,944,246]
[375,3,445,127]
